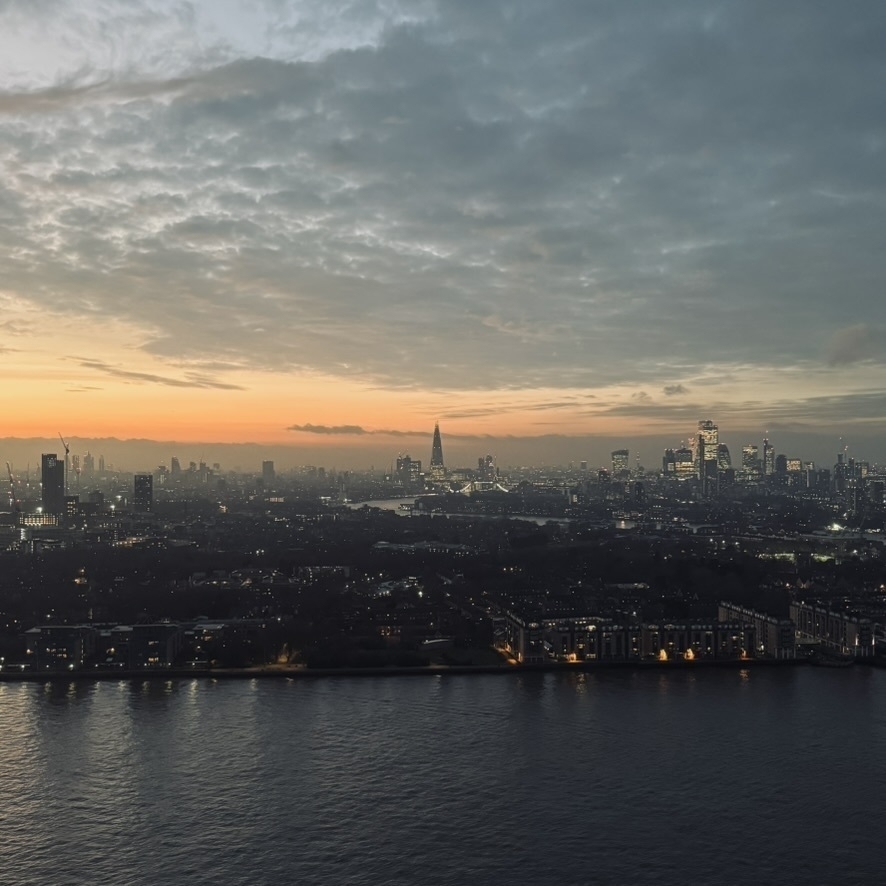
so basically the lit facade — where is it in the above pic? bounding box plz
[696,420,718,473]
[762,438,775,475]
[26,625,97,670]
[504,612,755,663]
[741,444,760,479]
[674,446,695,479]
[611,449,630,477]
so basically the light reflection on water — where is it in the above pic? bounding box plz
[1,668,884,885]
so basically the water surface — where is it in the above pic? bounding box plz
[1,668,882,884]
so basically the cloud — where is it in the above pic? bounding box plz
[288,423,368,435]
[0,0,882,425]
[599,390,886,429]
[286,424,424,436]
[286,423,514,442]
[0,320,32,336]
[825,325,885,366]
[76,358,244,390]
[0,76,193,116]
[440,408,500,421]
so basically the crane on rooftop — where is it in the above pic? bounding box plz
[58,432,70,497]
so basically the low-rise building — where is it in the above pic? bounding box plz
[25,625,97,670]
[790,602,874,657]
[504,611,754,664]
[129,623,182,667]
[718,602,796,658]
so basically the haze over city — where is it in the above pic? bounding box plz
[1,1,884,469]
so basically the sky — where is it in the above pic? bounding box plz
[1,0,885,470]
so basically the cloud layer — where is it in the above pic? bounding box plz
[1,0,885,446]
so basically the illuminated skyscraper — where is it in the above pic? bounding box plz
[742,444,760,476]
[611,449,630,477]
[396,454,422,484]
[41,453,65,516]
[696,421,719,472]
[674,446,695,478]
[763,438,775,476]
[696,420,719,496]
[430,423,445,480]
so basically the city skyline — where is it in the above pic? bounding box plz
[1,2,885,459]
[1,420,880,476]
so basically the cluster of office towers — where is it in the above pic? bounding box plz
[39,452,152,517]
[659,420,740,495]
[609,421,790,496]
[607,420,873,502]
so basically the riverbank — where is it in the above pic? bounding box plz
[0,656,812,682]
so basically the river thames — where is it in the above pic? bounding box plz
[1,667,883,884]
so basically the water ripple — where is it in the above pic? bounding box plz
[1,668,884,884]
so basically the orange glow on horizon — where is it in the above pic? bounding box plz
[2,301,883,460]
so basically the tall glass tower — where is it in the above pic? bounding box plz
[430,423,445,479]
[763,438,775,476]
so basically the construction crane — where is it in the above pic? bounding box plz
[58,432,70,496]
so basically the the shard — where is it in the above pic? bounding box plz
[430,422,445,479]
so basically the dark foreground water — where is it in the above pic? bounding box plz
[2,667,884,885]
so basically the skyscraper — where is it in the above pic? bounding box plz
[430,423,445,480]
[133,474,153,512]
[262,460,276,486]
[696,421,719,473]
[696,420,719,496]
[611,449,630,477]
[674,446,695,478]
[41,453,65,516]
[396,454,423,484]
[742,444,760,476]
[763,438,775,476]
